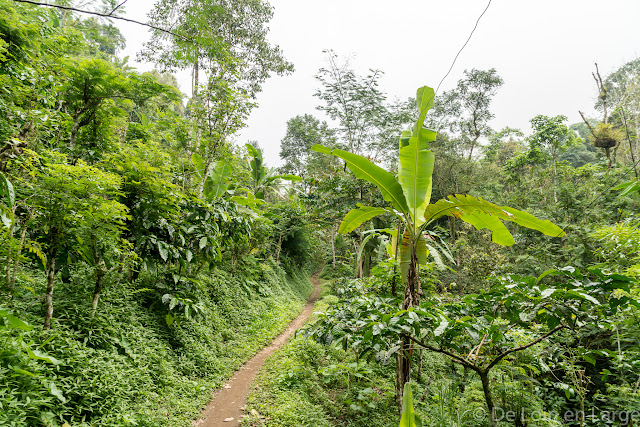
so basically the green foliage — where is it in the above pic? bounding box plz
[0,1,318,424]
[0,171,13,227]
[399,383,422,427]
[1,259,313,426]
[243,289,399,427]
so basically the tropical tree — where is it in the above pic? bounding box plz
[279,114,336,177]
[528,115,580,202]
[29,153,128,329]
[428,68,503,160]
[312,85,565,409]
[244,144,300,201]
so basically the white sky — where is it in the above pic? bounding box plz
[115,0,640,167]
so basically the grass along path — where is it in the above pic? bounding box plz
[193,271,322,426]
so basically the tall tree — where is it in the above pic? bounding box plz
[314,51,387,156]
[528,115,580,203]
[430,68,503,160]
[279,114,336,177]
[141,0,293,176]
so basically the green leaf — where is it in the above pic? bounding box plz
[583,353,596,365]
[425,244,445,270]
[199,237,207,249]
[398,137,434,226]
[434,317,449,336]
[6,314,33,331]
[356,232,382,270]
[413,86,436,137]
[27,348,60,365]
[311,144,408,212]
[459,210,515,245]
[204,160,234,200]
[400,233,429,282]
[613,179,640,197]
[157,244,168,262]
[339,205,391,234]
[501,207,565,238]
[540,288,556,298]
[399,382,422,427]
[48,382,67,403]
[191,153,206,180]
[165,314,174,326]
[11,367,37,377]
[277,174,302,181]
[0,173,14,206]
[423,194,565,245]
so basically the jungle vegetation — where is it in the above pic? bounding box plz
[2,1,640,427]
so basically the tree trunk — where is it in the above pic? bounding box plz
[44,255,56,330]
[356,227,364,278]
[552,153,558,203]
[391,221,401,295]
[331,224,337,268]
[192,56,201,153]
[91,262,106,316]
[479,369,498,427]
[395,244,421,412]
[70,115,81,149]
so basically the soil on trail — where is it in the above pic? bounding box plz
[193,271,322,427]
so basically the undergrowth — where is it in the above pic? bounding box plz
[0,258,313,426]
[241,276,559,427]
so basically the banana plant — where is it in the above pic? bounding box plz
[312,85,565,409]
[191,153,233,201]
[245,144,301,200]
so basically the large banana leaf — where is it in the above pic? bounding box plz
[246,143,264,184]
[399,383,423,427]
[398,86,437,226]
[203,160,233,200]
[459,210,515,245]
[311,144,408,212]
[398,137,435,227]
[413,86,435,137]
[423,194,565,245]
[339,205,392,234]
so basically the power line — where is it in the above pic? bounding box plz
[10,0,194,43]
[435,0,492,94]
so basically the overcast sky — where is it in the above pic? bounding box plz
[115,0,640,167]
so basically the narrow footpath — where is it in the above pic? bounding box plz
[193,271,322,427]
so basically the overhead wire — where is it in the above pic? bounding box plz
[435,0,493,95]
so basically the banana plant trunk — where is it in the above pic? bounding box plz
[396,243,421,413]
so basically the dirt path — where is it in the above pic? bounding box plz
[193,272,321,427]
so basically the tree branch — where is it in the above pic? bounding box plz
[108,0,127,16]
[485,324,565,371]
[579,111,597,138]
[11,0,194,43]
[405,334,479,372]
